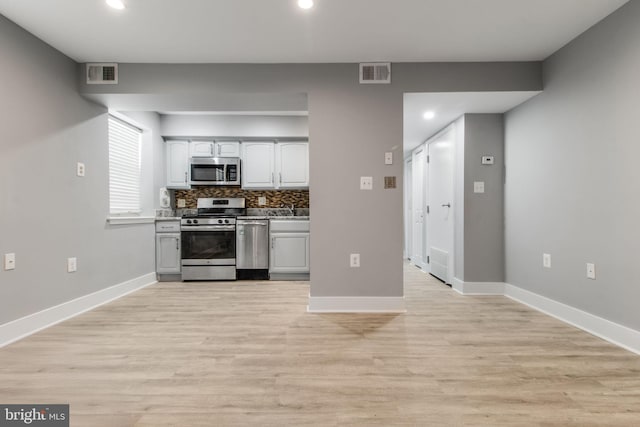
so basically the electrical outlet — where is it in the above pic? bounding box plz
[76,162,85,177]
[586,263,596,280]
[4,253,16,270]
[177,199,186,208]
[67,257,77,273]
[350,253,360,268]
[360,177,373,190]
[258,196,267,206]
[543,253,551,268]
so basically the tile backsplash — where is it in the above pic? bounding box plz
[174,187,309,209]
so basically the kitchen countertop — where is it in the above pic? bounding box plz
[238,216,309,220]
[156,216,309,220]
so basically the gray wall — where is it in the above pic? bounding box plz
[504,1,640,330]
[160,114,309,138]
[79,62,541,299]
[0,16,156,324]
[462,114,505,282]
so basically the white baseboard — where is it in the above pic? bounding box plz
[308,296,406,313]
[452,278,505,295]
[0,272,157,348]
[505,283,640,355]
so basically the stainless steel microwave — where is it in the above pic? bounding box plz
[189,157,241,186]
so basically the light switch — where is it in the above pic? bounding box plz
[473,181,485,193]
[586,263,596,279]
[4,253,16,270]
[385,152,393,165]
[360,176,373,190]
[543,253,551,268]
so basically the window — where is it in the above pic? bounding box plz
[108,116,142,215]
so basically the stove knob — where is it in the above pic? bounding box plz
[186,220,192,224]
[224,219,230,224]
[193,219,198,224]
[218,219,223,224]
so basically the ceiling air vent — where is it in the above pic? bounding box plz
[86,63,118,84]
[359,62,391,84]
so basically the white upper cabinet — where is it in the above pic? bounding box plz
[166,140,190,189]
[277,142,309,188]
[215,141,241,157]
[190,141,240,158]
[242,142,276,188]
[190,141,215,157]
[242,141,309,189]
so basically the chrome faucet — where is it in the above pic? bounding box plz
[281,203,295,216]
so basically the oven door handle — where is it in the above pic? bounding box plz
[181,225,236,231]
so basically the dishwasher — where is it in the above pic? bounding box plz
[236,219,270,280]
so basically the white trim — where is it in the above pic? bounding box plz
[504,283,640,356]
[107,216,155,225]
[0,273,156,348]
[452,278,505,295]
[308,296,406,313]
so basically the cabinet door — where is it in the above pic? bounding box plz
[242,142,275,188]
[166,141,190,189]
[269,232,310,273]
[190,141,215,157]
[156,233,181,274]
[277,142,309,188]
[215,141,241,157]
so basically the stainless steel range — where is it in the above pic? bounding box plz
[180,198,246,281]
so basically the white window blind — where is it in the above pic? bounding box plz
[109,116,142,214]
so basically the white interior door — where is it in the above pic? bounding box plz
[427,127,455,283]
[411,147,425,268]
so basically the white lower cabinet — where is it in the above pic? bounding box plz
[269,219,310,276]
[155,221,181,276]
[270,233,310,273]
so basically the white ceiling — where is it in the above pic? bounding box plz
[403,92,540,156]
[0,0,627,154]
[0,0,628,63]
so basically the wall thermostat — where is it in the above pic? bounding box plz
[481,156,494,165]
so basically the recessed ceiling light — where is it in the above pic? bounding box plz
[106,0,125,10]
[423,111,435,120]
[298,0,314,10]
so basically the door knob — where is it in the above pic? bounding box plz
[441,203,451,208]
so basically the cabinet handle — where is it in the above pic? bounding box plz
[217,145,221,156]
[272,173,274,185]
[279,172,282,185]
[210,145,214,156]
[176,239,179,250]
[184,171,188,183]
[271,237,275,249]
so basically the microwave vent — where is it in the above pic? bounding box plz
[86,63,118,84]
[359,62,391,84]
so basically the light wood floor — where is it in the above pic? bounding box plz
[1,264,639,426]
